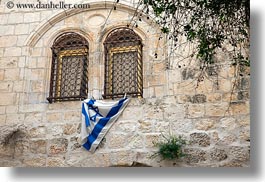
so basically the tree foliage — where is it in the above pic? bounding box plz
[134,0,250,67]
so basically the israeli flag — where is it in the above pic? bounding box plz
[81,97,130,152]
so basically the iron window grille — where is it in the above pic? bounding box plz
[103,27,143,99]
[47,32,89,103]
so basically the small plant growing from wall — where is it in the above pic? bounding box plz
[151,134,187,161]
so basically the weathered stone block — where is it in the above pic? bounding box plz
[218,79,231,92]
[108,133,127,149]
[195,119,215,131]
[0,70,4,80]
[210,148,227,161]
[15,24,29,35]
[145,133,161,148]
[8,13,24,24]
[153,62,165,72]
[5,105,18,114]
[190,132,210,147]
[192,94,206,103]
[0,14,8,25]
[0,143,14,158]
[143,105,163,120]
[210,131,220,143]
[23,157,46,167]
[163,104,185,120]
[237,77,250,90]
[63,111,80,122]
[182,68,196,80]
[217,134,237,145]
[168,69,182,82]
[30,69,45,80]
[48,124,64,137]
[0,57,19,69]
[46,112,63,123]
[229,146,250,162]
[206,65,219,77]
[220,117,236,131]
[31,48,43,57]
[238,116,250,127]
[228,66,236,78]
[221,160,244,167]
[30,80,44,92]
[155,86,165,97]
[0,81,13,92]
[206,93,222,102]
[70,137,82,152]
[187,104,205,118]
[6,114,25,124]
[48,101,80,111]
[24,112,43,124]
[127,134,144,149]
[3,68,20,81]
[0,25,15,36]
[14,140,30,157]
[116,120,138,133]
[49,138,68,155]
[230,101,249,115]
[138,120,152,133]
[29,126,46,138]
[239,129,250,142]
[0,35,17,47]
[222,92,237,102]
[110,150,135,166]
[17,35,28,47]
[205,103,229,117]
[0,159,22,167]
[176,95,191,104]
[237,91,249,101]
[30,139,47,154]
[0,106,5,115]
[19,104,47,113]
[63,124,78,135]
[196,79,216,93]
[24,12,40,23]
[171,119,193,133]
[121,106,144,120]
[91,153,112,167]
[153,120,170,133]
[47,157,65,167]
[184,148,207,164]
[4,47,21,57]
[174,81,196,95]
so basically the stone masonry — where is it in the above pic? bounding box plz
[0,0,250,167]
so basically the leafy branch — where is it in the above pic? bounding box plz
[129,0,250,69]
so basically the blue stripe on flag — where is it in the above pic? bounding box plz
[82,98,127,151]
[106,98,127,118]
[82,103,90,127]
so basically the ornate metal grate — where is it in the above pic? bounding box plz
[103,27,143,99]
[47,32,89,103]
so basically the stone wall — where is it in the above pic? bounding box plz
[0,0,250,167]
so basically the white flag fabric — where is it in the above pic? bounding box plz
[81,97,130,153]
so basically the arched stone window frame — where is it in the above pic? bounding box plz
[47,32,89,103]
[103,27,143,99]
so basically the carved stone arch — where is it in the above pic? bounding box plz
[25,1,153,48]
[45,28,94,49]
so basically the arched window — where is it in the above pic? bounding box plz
[47,32,89,103]
[103,27,143,99]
